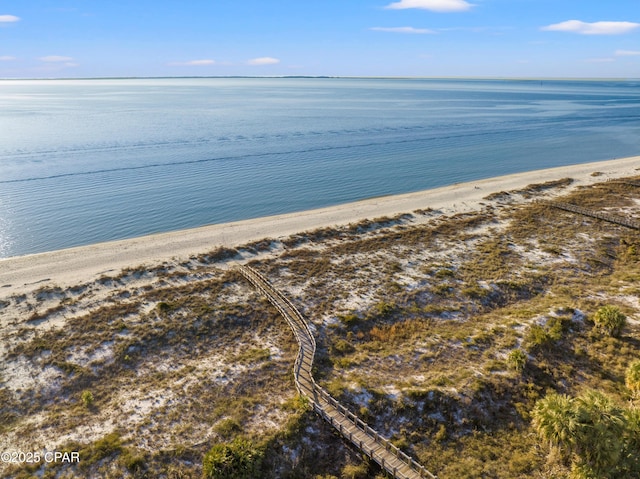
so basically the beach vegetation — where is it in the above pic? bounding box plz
[4,174,640,478]
[202,438,264,479]
[81,431,123,467]
[340,461,370,479]
[372,300,396,318]
[81,389,94,408]
[235,347,271,364]
[531,389,639,478]
[625,360,640,398]
[156,300,174,314]
[525,322,559,350]
[337,312,361,327]
[214,418,243,438]
[120,449,146,473]
[507,349,527,373]
[331,339,355,355]
[592,305,626,337]
[518,177,574,196]
[198,246,239,264]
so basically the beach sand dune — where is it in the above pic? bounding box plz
[1,156,638,297]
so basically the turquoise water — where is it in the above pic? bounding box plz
[1,77,639,258]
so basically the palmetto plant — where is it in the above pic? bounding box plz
[621,407,640,475]
[572,390,625,474]
[531,392,578,454]
[203,438,264,479]
[532,390,636,478]
[625,360,640,399]
[592,305,626,337]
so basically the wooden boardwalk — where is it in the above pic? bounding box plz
[539,200,640,230]
[236,265,436,479]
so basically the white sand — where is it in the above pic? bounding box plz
[1,156,638,297]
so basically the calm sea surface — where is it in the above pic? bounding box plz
[1,77,639,258]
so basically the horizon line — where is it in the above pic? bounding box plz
[1,75,639,82]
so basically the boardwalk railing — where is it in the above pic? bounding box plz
[236,265,436,479]
[537,200,640,230]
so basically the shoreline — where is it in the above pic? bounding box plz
[1,155,638,297]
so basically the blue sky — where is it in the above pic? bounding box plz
[1,0,639,78]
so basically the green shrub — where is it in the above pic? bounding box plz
[546,316,569,340]
[120,450,146,473]
[532,390,638,477]
[374,301,396,318]
[525,325,551,349]
[625,360,640,398]
[434,424,447,442]
[525,316,570,350]
[622,407,640,474]
[332,339,355,355]
[81,390,94,408]
[531,392,575,451]
[569,462,600,479]
[337,313,361,327]
[202,438,263,479]
[507,349,527,373]
[156,301,174,314]
[341,462,369,479]
[592,306,626,337]
[461,283,490,299]
[214,418,242,438]
[81,432,123,467]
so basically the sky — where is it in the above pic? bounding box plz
[0,0,639,78]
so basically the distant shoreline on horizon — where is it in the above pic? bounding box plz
[2,76,639,81]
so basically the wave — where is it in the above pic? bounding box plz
[0,122,548,184]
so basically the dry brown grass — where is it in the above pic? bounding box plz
[2,176,640,478]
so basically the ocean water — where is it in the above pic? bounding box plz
[1,77,639,258]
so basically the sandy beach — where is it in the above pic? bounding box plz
[2,153,640,478]
[1,155,639,297]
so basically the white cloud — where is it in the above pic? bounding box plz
[370,26,436,34]
[169,59,216,66]
[385,0,473,12]
[0,55,16,61]
[40,55,74,62]
[541,20,640,35]
[247,57,280,66]
[615,50,640,56]
[0,15,20,23]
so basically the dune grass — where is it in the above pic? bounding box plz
[2,176,639,478]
